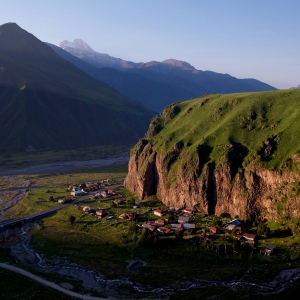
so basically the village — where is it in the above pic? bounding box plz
[0,178,280,260]
[0,177,297,300]
[67,180,276,257]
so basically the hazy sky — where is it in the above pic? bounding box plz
[1,0,299,88]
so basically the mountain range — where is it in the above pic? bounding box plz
[52,39,277,112]
[0,23,152,151]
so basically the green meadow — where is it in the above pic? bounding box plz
[142,89,300,182]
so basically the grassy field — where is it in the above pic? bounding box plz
[3,187,70,219]
[0,145,130,171]
[1,163,128,219]
[141,89,300,182]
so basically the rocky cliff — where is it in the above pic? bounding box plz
[124,90,300,220]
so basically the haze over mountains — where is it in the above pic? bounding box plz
[55,39,277,112]
[0,23,152,151]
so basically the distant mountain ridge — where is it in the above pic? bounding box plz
[0,23,153,151]
[56,39,277,112]
[58,39,142,69]
[290,85,300,89]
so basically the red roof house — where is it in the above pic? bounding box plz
[96,209,108,218]
[243,233,256,241]
[154,209,164,217]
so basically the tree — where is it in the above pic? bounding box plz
[128,222,138,235]
[126,198,135,207]
[69,215,76,225]
[175,228,184,239]
[136,228,149,247]
[232,239,241,253]
[211,216,222,227]
[257,222,270,236]
[48,196,54,202]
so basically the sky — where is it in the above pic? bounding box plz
[1,0,299,89]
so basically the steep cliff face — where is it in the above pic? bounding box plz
[124,90,300,220]
[125,141,300,220]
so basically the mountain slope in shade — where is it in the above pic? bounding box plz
[57,39,277,112]
[47,43,198,112]
[0,23,153,151]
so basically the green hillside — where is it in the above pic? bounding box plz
[141,89,300,174]
[0,23,153,151]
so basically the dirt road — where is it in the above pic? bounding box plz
[0,263,113,300]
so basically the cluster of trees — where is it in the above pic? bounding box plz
[122,223,159,248]
[257,221,270,236]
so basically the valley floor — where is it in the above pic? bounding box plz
[0,156,129,176]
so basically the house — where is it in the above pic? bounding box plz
[157,227,171,235]
[133,202,142,208]
[265,244,275,256]
[149,225,157,232]
[164,214,171,222]
[235,226,244,234]
[100,191,111,198]
[114,199,125,206]
[243,233,256,241]
[171,224,182,230]
[71,190,84,196]
[183,208,194,215]
[233,234,243,240]
[126,213,135,221]
[119,213,126,219]
[88,208,96,214]
[58,199,65,204]
[225,219,241,232]
[178,216,189,224]
[142,222,152,229]
[108,189,117,195]
[154,219,165,226]
[96,209,108,218]
[209,226,220,234]
[154,209,164,217]
[227,219,241,226]
[183,223,196,230]
[83,206,92,212]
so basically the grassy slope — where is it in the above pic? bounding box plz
[0,23,152,150]
[145,89,300,174]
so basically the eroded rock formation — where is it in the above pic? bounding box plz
[124,140,300,220]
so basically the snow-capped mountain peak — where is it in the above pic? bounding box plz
[58,39,95,53]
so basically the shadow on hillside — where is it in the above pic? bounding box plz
[196,144,213,176]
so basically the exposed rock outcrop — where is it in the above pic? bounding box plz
[125,142,300,220]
